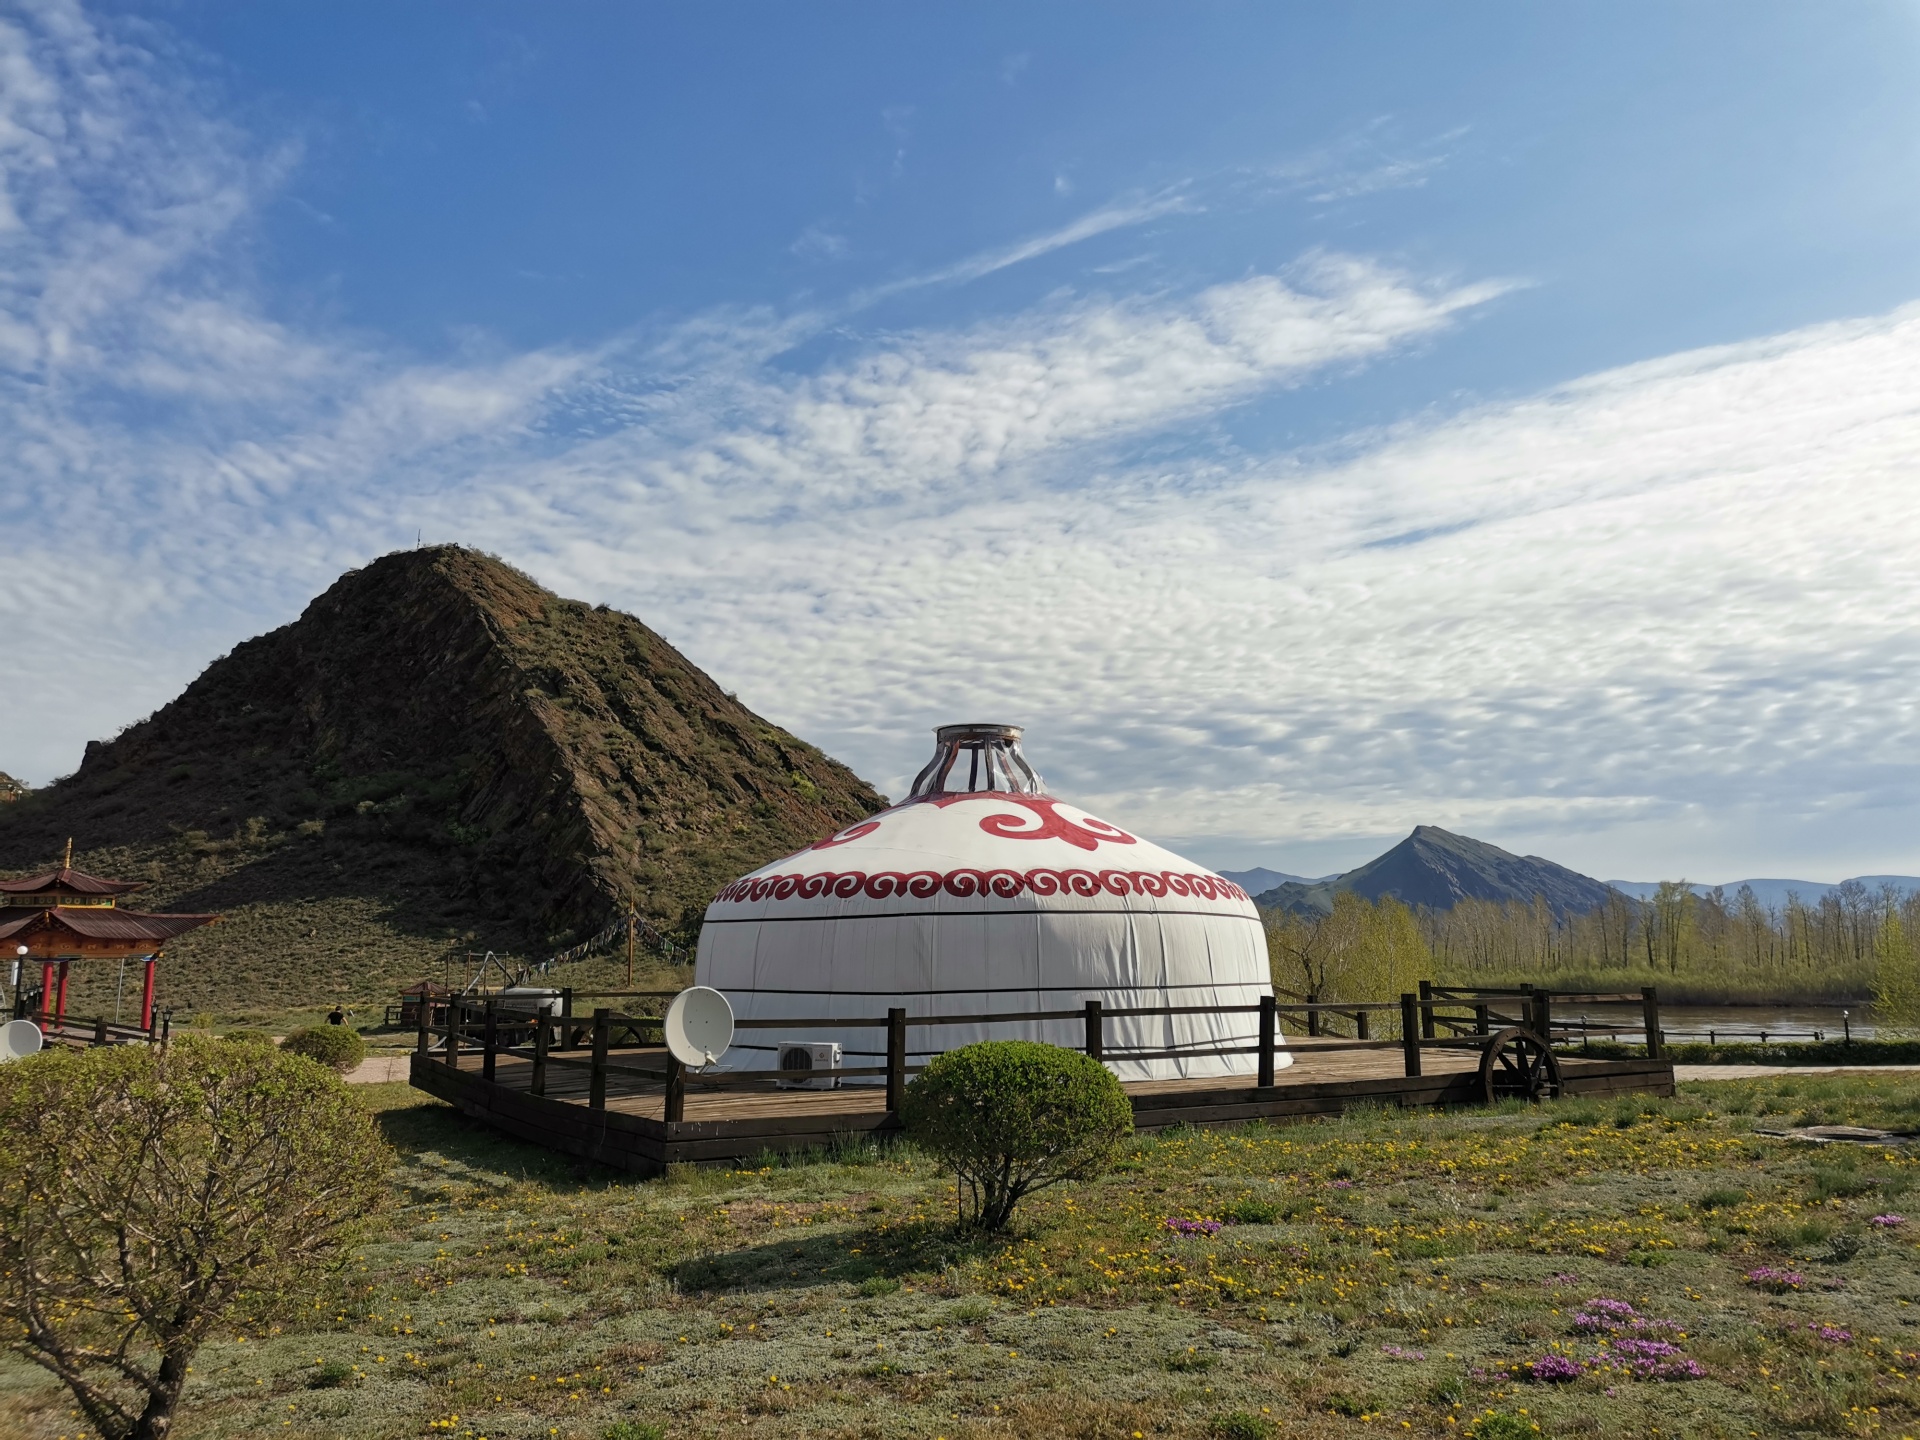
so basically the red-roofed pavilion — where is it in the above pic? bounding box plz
[1,853,218,1033]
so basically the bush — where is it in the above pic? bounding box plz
[0,1036,391,1440]
[281,1025,366,1072]
[900,1040,1132,1233]
[1211,1413,1277,1440]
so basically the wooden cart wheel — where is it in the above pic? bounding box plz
[1478,1026,1563,1103]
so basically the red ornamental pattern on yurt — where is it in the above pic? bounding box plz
[808,792,1137,854]
[713,866,1251,906]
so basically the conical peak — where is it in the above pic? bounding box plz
[908,723,1045,798]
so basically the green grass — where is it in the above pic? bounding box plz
[4,1075,1920,1439]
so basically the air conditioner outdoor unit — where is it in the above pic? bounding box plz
[776,1041,841,1089]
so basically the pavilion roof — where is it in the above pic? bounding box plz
[0,908,218,944]
[0,867,147,897]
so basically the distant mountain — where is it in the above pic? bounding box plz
[1219,866,1321,895]
[1257,825,1617,917]
[1607,876,1920,910]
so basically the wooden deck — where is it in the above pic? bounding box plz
[409,1039,1674,1176]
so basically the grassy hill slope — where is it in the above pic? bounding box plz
[0,547,884,1019]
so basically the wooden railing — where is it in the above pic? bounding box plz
[418,983,1666,1120]
[28,1011,170,1049]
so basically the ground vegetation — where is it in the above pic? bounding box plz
[4,1074,1917,1438]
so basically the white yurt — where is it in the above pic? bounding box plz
[694,723,1284,1082]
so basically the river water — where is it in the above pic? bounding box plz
[1545,1002,1879,1046]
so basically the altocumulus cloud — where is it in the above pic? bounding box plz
[4,0,1920,879]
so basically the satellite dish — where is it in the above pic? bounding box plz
[664,986,733,1070]
[0,1020,43,1063]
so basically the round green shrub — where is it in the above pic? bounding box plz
[280,1025,366,1073]
[901,1040,1132,1233]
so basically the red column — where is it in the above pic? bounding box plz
[54,961,69,1027]
[141,957,157,1032]
[39,962,52,1021]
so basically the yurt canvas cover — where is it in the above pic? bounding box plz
[694,724,1284,1082]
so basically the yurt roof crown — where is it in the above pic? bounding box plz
[908,723,1045,799]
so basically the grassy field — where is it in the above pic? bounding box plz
[6,1076,1920,1440]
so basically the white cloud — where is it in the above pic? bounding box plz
[861,187,1199,300]
[7,1,1920,885]
[1268,119,1467,206]
[496,302,1920,880]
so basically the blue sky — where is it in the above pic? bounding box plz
[6,1,1920,884]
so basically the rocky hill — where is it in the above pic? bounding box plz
[0,773,25,803]
[0,547,884,1015]
[1256,825,1616,917]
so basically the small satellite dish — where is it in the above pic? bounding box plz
[0,1020,43,1063]
[664,986,733,1070]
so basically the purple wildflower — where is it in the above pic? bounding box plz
[1380,1344,1426,1361]
[1745,1266,1805,1293]
[1606,1338,1705,1381]
[1806,1323,1852,1344]
[1572,1299,1682,1337]
[1612,1338,1682,1360]
[1163,1217,1222,1237]
[1572,1299,1639,1333]
[1870,1214,1907,1228]
[1547,1272,1581,1287]
[1328,1179,1354,1190]
[1520,1354,1583,1383]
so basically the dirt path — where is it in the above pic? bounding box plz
[344,1054,410,1084]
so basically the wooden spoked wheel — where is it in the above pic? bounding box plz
[1478,1026,1563,1103]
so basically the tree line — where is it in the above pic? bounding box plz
[1263,881,1920,1026]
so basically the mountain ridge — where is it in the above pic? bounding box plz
[1256,824,1617,916]
[1218,866,1322,895]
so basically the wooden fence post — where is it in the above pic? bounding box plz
[445,1000,461,1069]
[482,998,498,1082]
[1083,1000,1103,1063]
[531,1013,548,1097]
[561,987,574,1048]
[1306,996,1321,1038]
[1355,1008,1371,1041]
[1400,994,1422,1078]
[886,1007,907,1113]
[665,1054,685,1124]
[416,997,430,1057]
[1641,986,1663,1060]
[1474,1002,1490,1037]
[1418,979,1437,1041]
[1536,990,1555,1048]
[1257,995,1276,1088]
[590,1008,610,1110]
